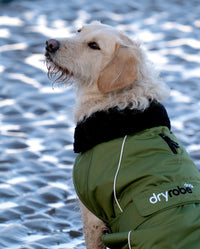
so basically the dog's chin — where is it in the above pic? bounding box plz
[45,53,73,86]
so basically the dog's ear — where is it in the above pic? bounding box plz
[97,46,138,94]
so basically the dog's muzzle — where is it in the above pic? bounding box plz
[45,39,73,84]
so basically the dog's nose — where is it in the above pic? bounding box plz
[46,39,60,53]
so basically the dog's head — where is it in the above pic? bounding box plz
[45,22,140,92]
[45,22,169,121]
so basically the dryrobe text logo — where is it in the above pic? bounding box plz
[149,183,194,204]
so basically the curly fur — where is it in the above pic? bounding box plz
[45,21,170,122]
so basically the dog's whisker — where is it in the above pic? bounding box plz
[45,59,73,87]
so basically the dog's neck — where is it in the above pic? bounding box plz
[74,83,156,123]
[74,84,103,122]
[74,101,171,153]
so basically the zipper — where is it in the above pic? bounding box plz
[159,133,180,154]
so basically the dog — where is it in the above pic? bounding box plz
[45,22,200,249]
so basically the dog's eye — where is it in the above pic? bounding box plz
[88,42,100,50]
[77,29,82,33]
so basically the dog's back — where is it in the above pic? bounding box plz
[74,125,200,249]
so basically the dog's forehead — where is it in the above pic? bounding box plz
[81,24,120,40]
[83,23,117,32]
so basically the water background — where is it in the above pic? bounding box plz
[0,0,200,248]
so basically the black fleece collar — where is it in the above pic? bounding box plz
[74,101,171,153]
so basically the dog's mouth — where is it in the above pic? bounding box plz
[45,51,73,86]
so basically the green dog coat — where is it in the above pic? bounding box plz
[73,102,200,249]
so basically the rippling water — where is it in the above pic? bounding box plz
[0,0,200,248]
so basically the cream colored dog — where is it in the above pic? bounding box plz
[45,22,170,248]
